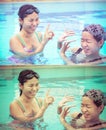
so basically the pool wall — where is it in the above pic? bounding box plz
[0,65,106,79]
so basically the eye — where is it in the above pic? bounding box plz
[86,40,92,43]
[81,39,84,42]
[28,84,34,87]
[29,19,34,22]
[86,105,91,108]
[35,83,39,87]
[35,17,39,21]
[81,104,84,107]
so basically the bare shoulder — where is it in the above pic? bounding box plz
[10,35,18,44]
[10,100,18,109]
[10,99,24,116]
[9,34,22,51]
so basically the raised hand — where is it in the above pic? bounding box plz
[43,89,54,108]
[60,106,71,119]
[58,96,74,114]
[43,24,54,44]
[60,39,77,55]
[59,96,74,107]
[58,30,75,43]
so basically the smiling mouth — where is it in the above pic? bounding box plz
[84,48,89,52]
[84,114,90,119]
[30,92,36,96]
[31,28,36,31]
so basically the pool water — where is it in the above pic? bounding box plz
[0,1,106,65]
[0,65,106,130]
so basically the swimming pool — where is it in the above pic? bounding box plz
[0,65,106,130]
[0,1,106,65]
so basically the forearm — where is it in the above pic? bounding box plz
[34,105,48,119]
[60,53,75,65]
[60,118,75,130]
[11,104,48,123]
[34,42,46,54]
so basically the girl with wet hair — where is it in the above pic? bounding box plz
[59,24,106,65]
[9,4,54,64]
[58,89,106,130]
[18,69,39,96]
[9,69,54,130]
[18,4,40,31]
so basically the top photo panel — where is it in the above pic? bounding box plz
[0,0,106,65]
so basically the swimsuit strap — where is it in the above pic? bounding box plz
[75,113,83,119]
[70,48,83,63]
[35,97,42,108]
[17,34,26,47]
[71,48,83,58]
[74,48,83,55]
[88,57,105,63]
[89,121,106,128]
[16,99,26,112]
[35,32,42,43]
[17,32,42,47]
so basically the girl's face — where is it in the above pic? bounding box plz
[20,12,40,34]
[81,96,102,122]
[81,31,101,57]
[20,77,40,99]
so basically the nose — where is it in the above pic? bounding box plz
[81,106,87,113]
[32,20,39,26]
[81,40,88,47]
[32,85,39,91]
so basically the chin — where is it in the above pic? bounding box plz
[85,53,91,57]
[84,117,91,122]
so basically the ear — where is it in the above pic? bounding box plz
[19,83,23,90]
[98,104,104,113]
[19,18,23,25]
[98,39,104,48]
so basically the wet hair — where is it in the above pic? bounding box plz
[83,89,106,107]
[18,69,39,96]
[18,4,40,30]
[83,24,105,42]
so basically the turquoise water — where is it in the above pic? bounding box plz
[0,1,106,65]
[0,66,106,130]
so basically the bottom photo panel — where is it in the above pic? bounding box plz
[0,65,106,130]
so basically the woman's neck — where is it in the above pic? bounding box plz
[20,29,33,38]
[19,95,34,103]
